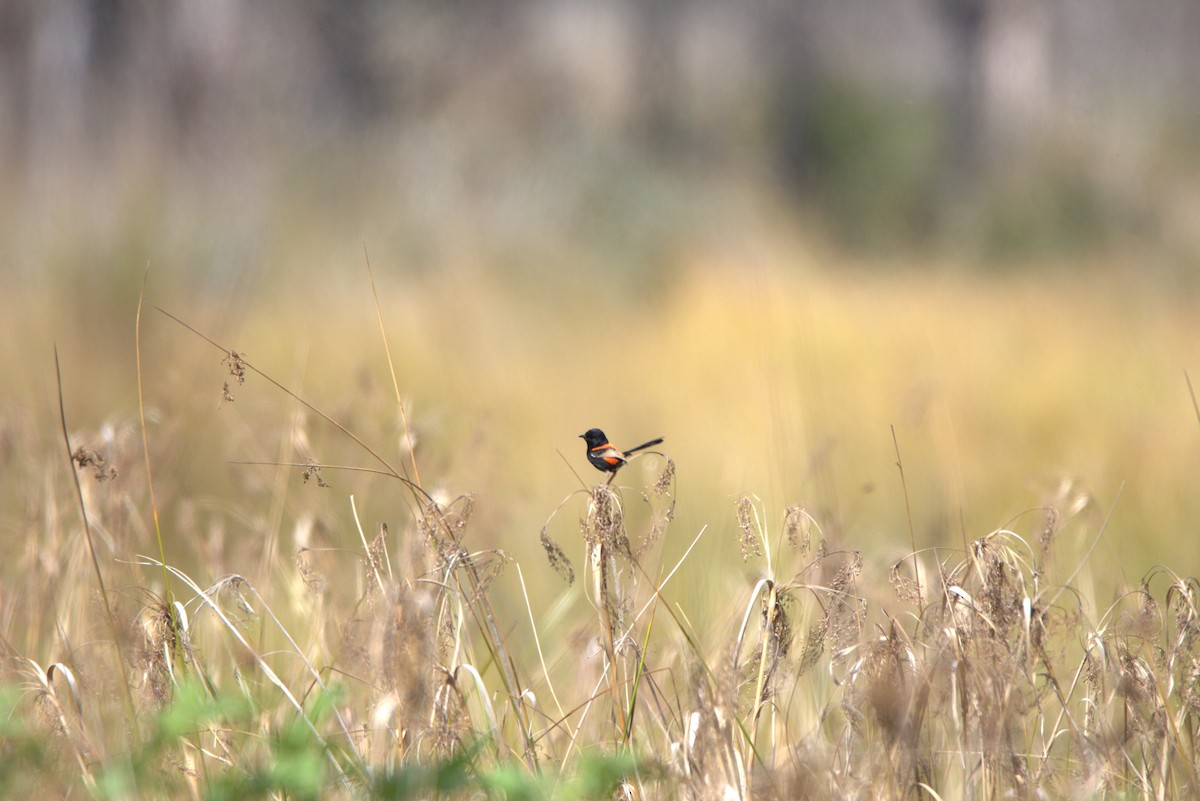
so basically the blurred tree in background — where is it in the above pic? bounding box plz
[2,0,1198,288]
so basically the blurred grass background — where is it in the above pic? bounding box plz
[2,0,1200,643]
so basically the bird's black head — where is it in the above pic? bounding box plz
[580,428,608,448]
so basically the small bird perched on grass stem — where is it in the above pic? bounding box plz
[579,428,664,483]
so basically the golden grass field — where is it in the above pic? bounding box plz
[2,248,1199,799]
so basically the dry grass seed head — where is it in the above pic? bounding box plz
[646,457,675,500]
[889,559,923,606]
[1037,505,1059,562]
[460,550,512,606]
[1114,641,1156,710]
[795,617,828,678]
[222,350,246,384]
[421,497,473,571]
[31,681,71,741]
[1115,644,1171,747]
[795,550,865,677]
[1034,477,1095,567]
[1183,657,1200,717]
[360,525,390,606]
[1129,584,1161,641]
[846,622,917,745]
[430,670,472,758]
[294,548,329,595]
[137,598,187,707]
[18,662,93,786]
[1028,601,1051,658]
[970,536,1025,639]
[210,575,258,629]
[754,593,795,703]
[422,494,472,544]
[219,350,246,405]
[300,457,329,488]
[782,504,811,553]
[735,496,762,561]
[583,485,629,556]
[636,458,676,556]
[766,593,795,661]
[440,493,475,537]
[1167,577,1200,653]
[638,514,670,558]
[1081,643,1105,724]
[826,552,866,656]
[599,578,631,635]
[540,527,575,585]
[433,592,462,669]
[70,446,117,482]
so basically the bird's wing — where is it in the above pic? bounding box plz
[593,446,627,464]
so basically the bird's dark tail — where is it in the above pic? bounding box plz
[624,437,664,455]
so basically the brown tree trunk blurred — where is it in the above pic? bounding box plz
[938,0,1053,186]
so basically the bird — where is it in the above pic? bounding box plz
[579,428,664,479]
